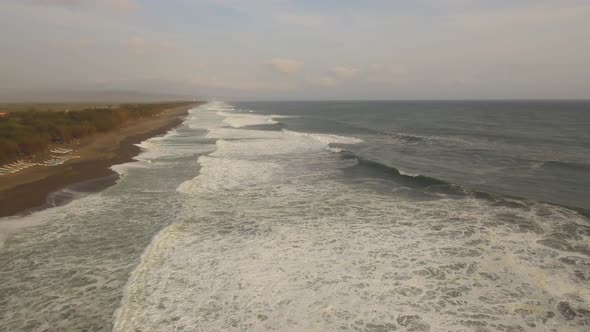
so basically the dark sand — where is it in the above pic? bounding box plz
[0,102,202,218]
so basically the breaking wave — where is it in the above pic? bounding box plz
[535,160,590,172]
[113,102,590,331]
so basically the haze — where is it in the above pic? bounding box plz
[1,0,589,101]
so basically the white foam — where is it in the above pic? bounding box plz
[110,161,149,176]
[177,156,282,194]
[118,175,590,331]
[398,169,420,177]
[0,102,222,331]
[218,138,328,159]
[328,147,344,153]
[219,111,278,128]
[206,128,283,140]
[283,129,364,145]
[0,214,48,250]
[177,108,364,196]
[116,102,590,331]
[187,102,229,130]
[269,114,296,119]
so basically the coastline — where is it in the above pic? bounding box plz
[0,102,202,218]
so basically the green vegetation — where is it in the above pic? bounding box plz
[0,102,118,113]
[0,102,193,163]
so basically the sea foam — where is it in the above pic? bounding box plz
[114,102,590,332]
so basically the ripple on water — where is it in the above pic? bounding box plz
[115,164,590,331]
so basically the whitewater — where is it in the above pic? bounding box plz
[1,102,589,331]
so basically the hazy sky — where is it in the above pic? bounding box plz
[1,0,589,100]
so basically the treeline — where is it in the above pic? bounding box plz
[0,102,193,164]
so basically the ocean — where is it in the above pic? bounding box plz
[0,101,589,331]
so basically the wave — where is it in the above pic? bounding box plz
[198,104,588,216]
[177,155,283,194]
[175,105,366,195]
[384,131,484,150]
[206,127,284,140]
[342,151,590,215]
[535,160,590,172]
[338,151,543,210]
[218,111,278,128]
[340,151,451,187]
[283,130,364,145]
[46,175,118,207]
[206,107,452,195]
[238,122,287,131]
[352,150,590,215]
[112,101,590,331]
[386,132,428,144]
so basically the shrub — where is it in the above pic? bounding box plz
[0,102,192,163]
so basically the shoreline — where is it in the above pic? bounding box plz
[0,102,203,218]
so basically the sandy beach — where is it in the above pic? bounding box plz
[0,102,202,218]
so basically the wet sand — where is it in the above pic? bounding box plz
[0,102,203,218]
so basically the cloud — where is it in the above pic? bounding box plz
[189,77,295,92]
[26,0,138,11]
[123,36,146,54]
[49,37,94,49]
[27,0,85,7]
[109,0,138,12]
[303,66,359,88]
[329,66,359,79]
[123,37,177,55]
[304,64,406,88]
[269,58,304,74]
[273,13,320,26]
[364,64,408,84]
[316,64,404,86]
[307,77,338,87]
[457,3,590,29]
[6,1,589,99]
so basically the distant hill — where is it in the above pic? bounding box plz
[0,90,197,103]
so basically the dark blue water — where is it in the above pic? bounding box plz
[237,100,590,211]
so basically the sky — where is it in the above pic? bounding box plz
[0,0,589,100]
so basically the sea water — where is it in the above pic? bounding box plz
[1,101,589,331]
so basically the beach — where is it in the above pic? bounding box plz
[0,101,588,331]
[0,102,202,218]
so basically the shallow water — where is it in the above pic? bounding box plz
[1,101,589,331]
